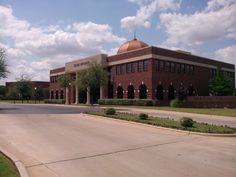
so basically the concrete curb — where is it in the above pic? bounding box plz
[83,113,236,137]
[0,148,29,177]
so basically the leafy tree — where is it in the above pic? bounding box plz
[43,88,49,99]
[58,73,73,88]
[57,73,73,104]
[0,86,6,99]
[35,87,44,101]
[76,62,108,104]
[209,67,234,96]
[76,62,108,90]
[0,48,8,79]
[16,76,33,102]
[6,86,18,103]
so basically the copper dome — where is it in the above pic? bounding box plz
[117,38,148,54]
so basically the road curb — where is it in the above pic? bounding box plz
[0,148,29,177]
[83,113,236,137]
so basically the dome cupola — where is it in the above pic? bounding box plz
[117,38,148,54]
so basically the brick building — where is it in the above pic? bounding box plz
[49,38,235,104]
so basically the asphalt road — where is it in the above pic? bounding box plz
[0,113,235,177]
[0,103,101,114]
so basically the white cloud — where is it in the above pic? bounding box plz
[214,45,236,86]
[160,0,236,45]
[121,0,181,31]
[0,5,125,84]
[215,45,236,65]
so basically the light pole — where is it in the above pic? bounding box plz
[34,87,37,104]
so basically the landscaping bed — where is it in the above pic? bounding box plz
[0,153,19,177]
[88,109,236,134]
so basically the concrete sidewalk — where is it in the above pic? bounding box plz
[117,108,236,128]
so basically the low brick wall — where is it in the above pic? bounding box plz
[183,96,236,108]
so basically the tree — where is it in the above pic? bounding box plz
[0,86,6,99]
[0,48,8,79]
[35,87,44,102]
[58,73,73,104]
[6,86,18,103]
[16,76,33,102]
[209,67,234,96]
[58,73,73,88]
[76,62,108,104]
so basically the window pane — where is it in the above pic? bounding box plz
[121,64,125,74]
[159,61,164,71]
[138,61,143,72]
[181,64,185,74]
[171,62,175,73]
[165,62,170,72]
[155,60,159,71]
[176,63,181,73]
[126,63,131,73]
[116,65,120,75]
[131,62,135,73]
[143,60,148,71]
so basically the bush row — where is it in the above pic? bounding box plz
[44,99,65,104]
[98,99,156,106]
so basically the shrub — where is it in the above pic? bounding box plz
[170,99,183,108]
[98,99,155,106]
[44,99,65,104]
[105,108,116,115]
[180,117,194,127]
[139,113,148,120]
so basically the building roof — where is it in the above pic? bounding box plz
[117,38,148,54]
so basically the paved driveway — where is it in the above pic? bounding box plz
[0,113,235,177]
[0,103,100,114]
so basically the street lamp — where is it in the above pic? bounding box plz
[34,87,37,104]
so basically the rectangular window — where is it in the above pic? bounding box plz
[190,65,194,75]
[165,62,170,72]
[121,64,125,74]
[138,61,143,72]
[181,64,185,74]
[155,60,159,72]
[170,62,175,73]
[176,63,181,73]
[143,60,148,71]
[116,65,120,75]
[159,61,164,71]
[131,62,135,73]
[186,65,190,74]
[126,63,131,73]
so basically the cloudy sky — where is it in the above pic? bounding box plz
[0,0,235,85]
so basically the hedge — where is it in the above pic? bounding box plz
[44,99,65,104]
[98,99,156,106]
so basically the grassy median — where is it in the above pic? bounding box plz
[0,153,19,177]
[101,105,236,117]
[88,111,236,134]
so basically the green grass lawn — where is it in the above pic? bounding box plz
[101,105,236,117]
[0,153,19,177]
[88,111,236,134]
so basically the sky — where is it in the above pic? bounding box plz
[0,0,235,85]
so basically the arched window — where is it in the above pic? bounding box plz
[139,84,147,99]
[60,90,64,99]
[50,91,54,99]
[188,85,194,96]
[168,84,175,100]
[127,85,134,99]
[117,86,123,99]
[55,90,59,99]
[156,84,163,100]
